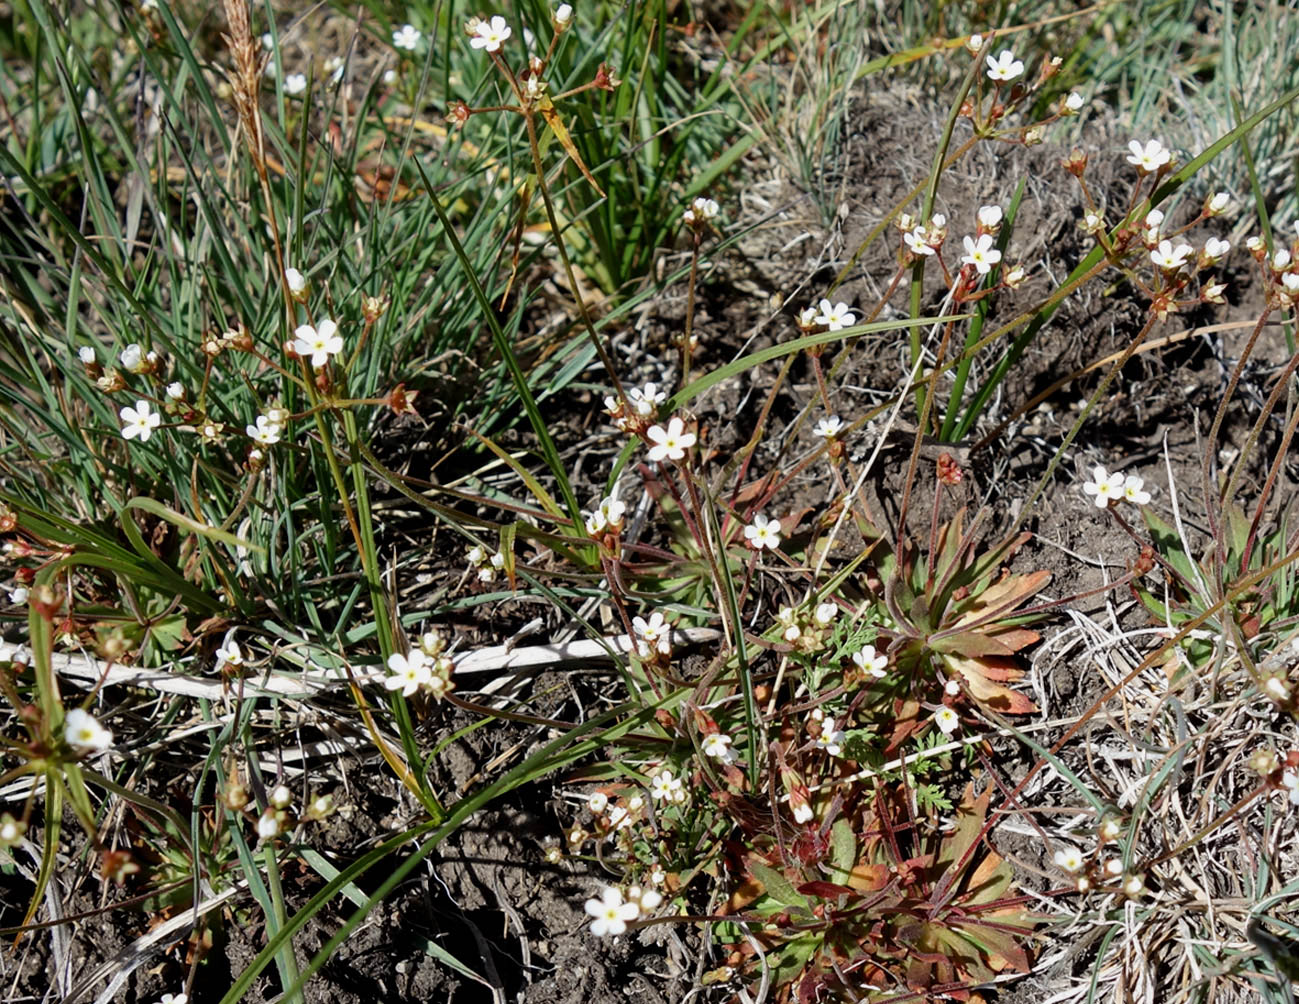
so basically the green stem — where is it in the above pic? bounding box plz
[264,841,302,1004]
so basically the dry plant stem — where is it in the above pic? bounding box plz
[1203,307,1272,550]
[681,236,700,385]
[1233,345,1299,568]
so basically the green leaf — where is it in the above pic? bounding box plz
[748,859,809,912]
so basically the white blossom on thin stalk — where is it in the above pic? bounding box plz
[1150,239,1192,271]
[645,417,695,462]
[392,24,422,50]
[632,611,672,657]
[814,298,856,331]
[985,50,1024,82]
[813,716,845,757]
[584,886,639,937]
[851,645,888,679]
[293,320,343,367]
[813,415,844,439]
[120,400,161,442]
[933,706,960,735]
[1053,845,1084,872]
[702,732,736,764]
[1082,465,1126,508]
[744,513,782,551]
[904,227,934,257]
[283,73,307,96]
[628,382,666,417]
[1122,475,1151,505]
[1126,139,1171,174]
[470,15,512,52]
[65,708,113,752]
[960,234,1002,275]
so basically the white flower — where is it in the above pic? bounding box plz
[814,298,856,331]
[628,382,667,416]
[1203,281,1228,304]
[9,587,28,605]
[649,767,685,802]
[292,319,343,367]
[1126,139,1171,173]
[852,644,888,679]
[583,508,606,536]
[1064,92,1084,113]
[1273,249,1292,269]
[960,233,1002,275]
[261,33,274,49]
[1122,873,1145,897]
[1082,210,1104,233]
[744,512,782,551]
[0,814,25,847]
[1280,766,1299,806]
[627,885,662,911]
[702,732,735,763]
[554,4,573,27]
[965,33,983,54]
[246,415,282,446]
[1206,192,1229,216]
[985,49,1024,82]
[470,15,512,52]
[285,267,306,294]
[587,791,608,815]
[283,73,307,96]
[683,196,719,224]
[1002,263,1027,287]
[977,205,1003,229]
[933,706,960,735]
[584,886,639,937]
[1053,845,1084,873]
[325,56,345,84]
[1143,208,1164,233]
[646,417,695,462]
[392,24,422,50]
[599,494,626,530]
[813,602,837,626]
[632,611,672,656]
[1122,475,1151,506]
[256,808,280,840]
[384,651,432,697]
[165,381,184,400]
[270,784,293,809]
[813,415,845,439]
[120,400,161,442]
[903,227,934,256]
[119,343,143,371]
[78,346,96,364]
[790,794,814,824]
[1150,239,1192,271]
[1082,465,1125,508]
[797,304,820,327]
[215,640,244,670]
[156,994,189,1004]
[1202,237,1230,263]
[814,717,845,756]
[382,69,397,85]
[65,708,113,752]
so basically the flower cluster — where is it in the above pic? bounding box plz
[632,610,673,659]
[383,630,456,699]
[1082,465,1151,509]
[583,493,626,537]
[775,601,838,653]
[466,544,506,583]
[1049,815,1143,896]
[682,195,720,227]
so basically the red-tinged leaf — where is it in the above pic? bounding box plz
[538,95,605,196]
[797,881,856,899]
[928,631,1019,658]
[945,654,1037,713]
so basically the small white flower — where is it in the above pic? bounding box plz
[261,33,274,49]
[852,645,888,679]
[65,708,113,752]
[702,732,735,763]
[587,791,608,815]
[285,267,306,294]
[384,651,432,697]
[1099,816,1123,841]
[1202,237,1230,263]
[1122,873,1145,897]
[78,346,96,364]
[1082,210,1104,233]
[1122,475,1151,506]
[985,49,1024,82]
[120,400,161,442]
[392,24,422,51]
[283,73,307,97]
[584,886,639,937]
[1064,91,1084,113]
[649,767,685,802]
[683,196,719,224]
[470,15,512,52]
[1082,465,1126,508]
[814,298,856,331]
[790,795,814,824]
[903,227,934,256]
[813,415,845,439]
[797,304,820,327]
[1280,766,1299,806]
[645,417,695,462]
[256,808,280,840]
[325,56,345,84]
[813,602,837,626]
[744,512,782,551]
[292,319,343,367]
[165,381,184,400]
[156,994,189,1004]
[1246,235,1265,252]
[627,885,662,911]
[628,382,667,416]
[599,495,626,530]
[1150,239,1192,271]
[814,717,845,757]
[1126,139,1171,173]
[1053,845,1084,873]
[977,205,1003,229]
[382,69,397,85]
[554,4,574,28]
[965,33,983,54]
[215,640,244,670]
[960,233,1002,275]
[933,706,960,735]
[246,415,282,446]
[1143,208,1164,233]
[1273,249,1292,269]
[270,784,293,809]
[119,343,143,371]
[632,611,672,657]
[1206,192,1229,216]
[9,587,29,605]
